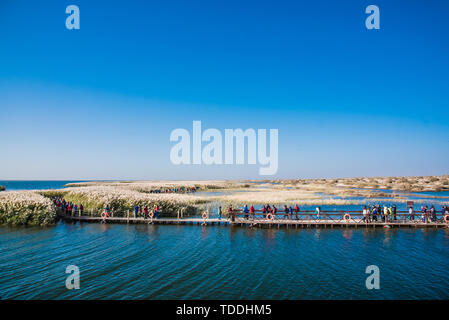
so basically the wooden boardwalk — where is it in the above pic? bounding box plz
[64,215,448,229]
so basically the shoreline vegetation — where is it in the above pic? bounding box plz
[0,185,5,191]
[0,191,56,226]
[0,175,448,226]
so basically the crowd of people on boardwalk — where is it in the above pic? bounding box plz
[224,203,449,223]
[148,187,197,194]
[53,197,84,216]
[53,197,163,219]
[133,204,161,219]
[226,204,315,221]
[53,195,448,224]
[362,204,449,223]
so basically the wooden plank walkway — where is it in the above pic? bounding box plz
[69,216,227,225]
[64,215,448,229]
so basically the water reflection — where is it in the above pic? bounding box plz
[99,223,111,233]
[201,225,210,240]
[262,228,277,251]
[443,228,449,248]
[342,229,353,240]
[1,223,449,299]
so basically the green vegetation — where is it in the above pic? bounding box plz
[39,188,201,217]
[0,191,57,226]
[0,186,5,191]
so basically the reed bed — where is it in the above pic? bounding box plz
[258,175,449,193]
[64,180,241,191]
[40,186,209,217]
[0,191,57,226]
[2,176,447,226]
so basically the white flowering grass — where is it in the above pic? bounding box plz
[40,186,209,216]
[259,175,449,193]
[64,180,237,190]
[4,177,446,225]
[0,191,57,225]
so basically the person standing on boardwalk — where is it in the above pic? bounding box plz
[383,205,388,222]
[218,206,222,220]
[362,206,368,223]
[272,205,277,220]
[422,206,428,223]
[393,204,397,221]
[134,205,139,218]
[442,206,448,222]
[294,205,299,220]
[249,205,255,220]
[228,205,235,222]
[283,205,289,219]
[409,206,414,221]
[266,204,271,218]
[143,206,149,219]
[262,205,267,218]
[104,205,110,218]
[430,205,436,222]
[243,205,249,219]
[79,204,84,216]
[372,206,377,221]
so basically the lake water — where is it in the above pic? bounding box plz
[1,222,448,300]
[1,181,448,299]
[0,180,85,191]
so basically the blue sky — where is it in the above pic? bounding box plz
[0,0,448,180]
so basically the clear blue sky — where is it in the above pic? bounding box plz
[0,0,448,180]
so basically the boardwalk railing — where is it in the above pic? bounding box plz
[58,207,449,227]
[230,209,449,224]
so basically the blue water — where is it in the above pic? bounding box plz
[0,181,87,191]
[0,222,448,300]
[413,191,449,197]
[1,181,448,299]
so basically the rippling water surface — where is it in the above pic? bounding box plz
[1,222,448,300]
[0,180,85,191]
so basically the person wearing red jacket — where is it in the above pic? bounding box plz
[294,205,300,220]
[249,205,255,220]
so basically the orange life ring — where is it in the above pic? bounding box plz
[266,213,274,221]
[202,212,208,220]
[148,211,154,219]
[343,213,351,221]
[444,214,449,223]
[101,211,109,223]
